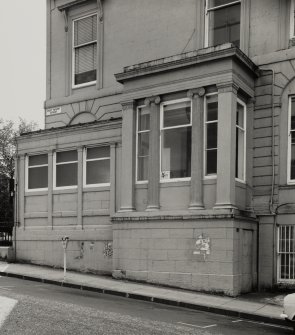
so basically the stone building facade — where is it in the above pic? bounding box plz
[14,0,295,296]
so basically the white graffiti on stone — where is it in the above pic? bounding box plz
[193,234,210,260]
[103,241,113,258]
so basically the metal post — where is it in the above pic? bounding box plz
[61,236,69,281]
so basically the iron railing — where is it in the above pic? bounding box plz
[0,223,13,247]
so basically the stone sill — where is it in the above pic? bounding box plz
[112,208,256,222]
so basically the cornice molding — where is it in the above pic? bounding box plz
[115,44,259,84]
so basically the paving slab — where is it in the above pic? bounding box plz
[0,261,287,327]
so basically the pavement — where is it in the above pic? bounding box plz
[0,261,289,328]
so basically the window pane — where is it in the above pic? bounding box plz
[237,102,244,128]
[56,150,77,163]
[138,108,150,131]
[87,146,110,160]
[74,15,97,46]
[28,166,48,189]
[137,156,148,181]
[138,133,149,156]
[208,0,239,8]
[236,128,245,179]
[86,160,110,185]
[75,43,97,85]
[161,127,191,179]
[291,144,295,180]
[206,150,217,175]
[163,101,191,128]
[207,123,218,149]
[208,3,240,47]
[29,154,48,166]
[291,98,295,130]
[207,98,218,121]
[56,163,78,187]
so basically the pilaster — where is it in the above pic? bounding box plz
[214,83,239,209]
[110,143,117,216]
[119,100,136,212]
[19,155,25,229]
[187,88,205,209]
[145,96,161,211]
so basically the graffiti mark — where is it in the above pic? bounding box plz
[193,234,210,260]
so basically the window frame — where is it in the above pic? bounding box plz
[235,98,247,183]
[53,149,78,190]
[136,105,149,184]
[204,92,218,179]
[288,95,295,184]
[72,12,98,89]
[160,98,192,183]
[83,145,111,188]
[25,153,49,192]
[277,224,295,283]
[204,0,241,48]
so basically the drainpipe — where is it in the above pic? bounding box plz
[257,67,276,287]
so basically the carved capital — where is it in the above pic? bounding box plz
[121,100,135,111]
[217,82,239,94]
[144,96,161,106]
[187,87,206,99]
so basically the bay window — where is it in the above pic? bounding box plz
[205,0,241,48]
[84,146,110,186]
[136,106,150,182]
[73,13,97,87]
[288,96,295,182]
[55,150,78,188]
[236,100,246,182]
[204,94,218,177]
[27,154,48,190]
[160,99,192,181]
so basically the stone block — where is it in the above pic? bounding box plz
[191,273,209,291]
[152,260,175,272]
[148,271,170,284]
[126,270,148,281]
[148,249,167,261]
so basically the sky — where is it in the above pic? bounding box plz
[0,1,46,128]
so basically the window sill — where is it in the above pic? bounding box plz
[53,188,78,195]
[83,185,110,192]
[25,190,48,196]
[160,180,190,188]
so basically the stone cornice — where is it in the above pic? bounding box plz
[17,117,122,141]
[115,44,259,84]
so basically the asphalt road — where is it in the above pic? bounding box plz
[0,276,293,335]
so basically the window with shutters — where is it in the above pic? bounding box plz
[73,13,97,88]
[84,146,110,187]
[54,150,78,189]
[288,96,295,183]
[205,0,241,48]
[26,154,48,191]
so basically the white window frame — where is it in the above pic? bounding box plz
[160,98,192,183]
[72,13,97,89]
[290,0,295,39]
[288,96,295,184]
[83,146,110,188]
[204,0,241,48]
[204,93,218,179]
[25,154,48,192]
[235,98,246,183]
[136,105,149,184]
[53,150,78,190]
[277,224,295,283]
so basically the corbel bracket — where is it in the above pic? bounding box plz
[98,0,103,22]
[62,9,69,32]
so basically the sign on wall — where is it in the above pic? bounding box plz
[46,106,62,116]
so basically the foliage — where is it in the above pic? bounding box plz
[0,118,37,222]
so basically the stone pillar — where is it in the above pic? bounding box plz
[145,96,161,211]
[77,146,83,228]
[119,101,136,212]
[187,87,205,209]
[47,150,53,229]
[110,143,116,216]
[214,83,238,209]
